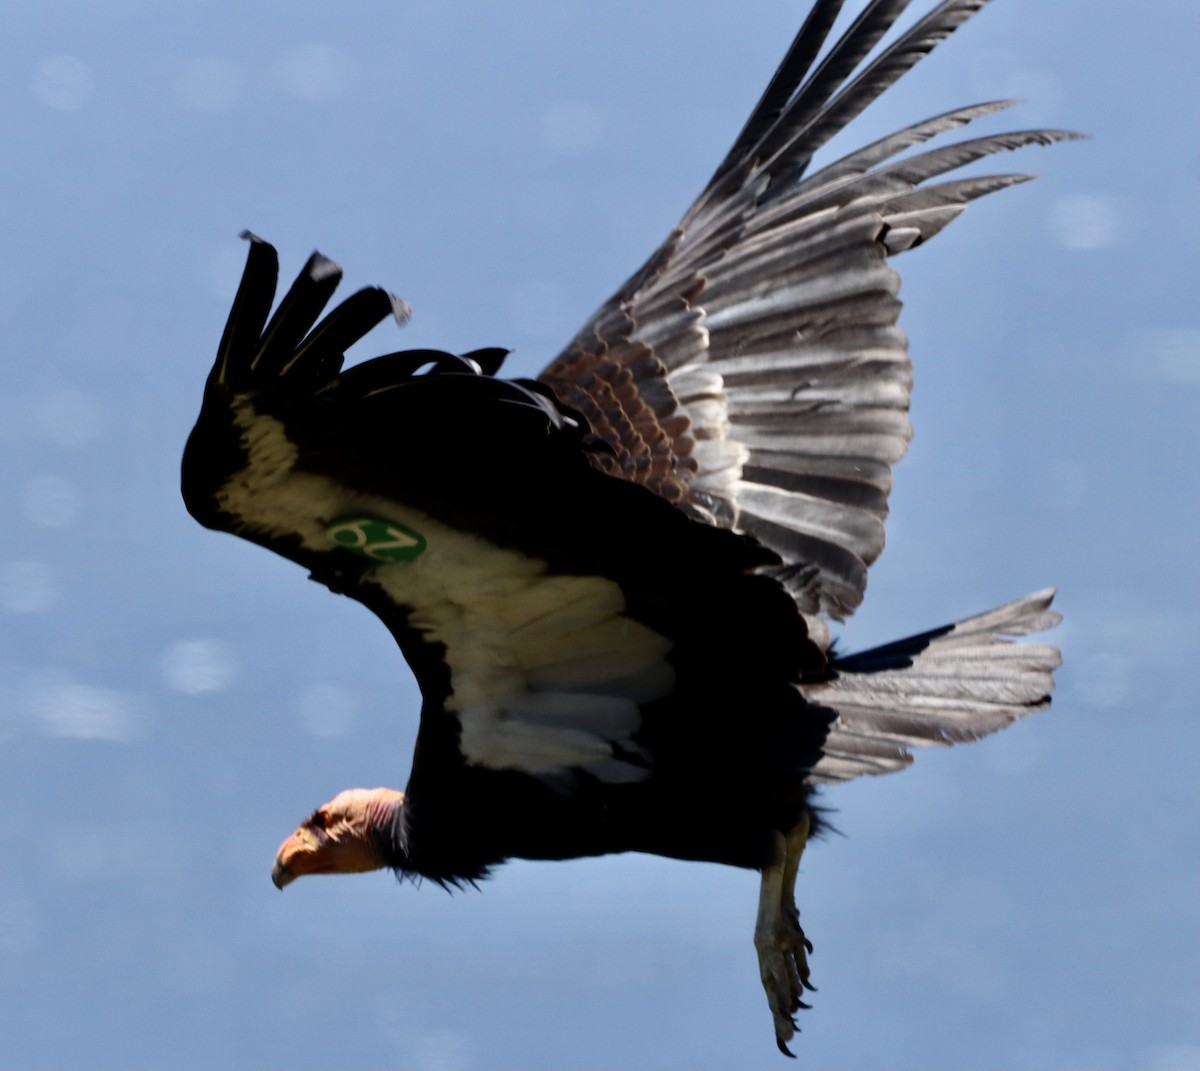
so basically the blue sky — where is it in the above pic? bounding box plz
[2,1,1198,1068]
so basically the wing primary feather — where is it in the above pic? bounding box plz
[798,99,1020,187]
[213,232,279,390]
[249,251,343,376]
[281,287,406,380]
[699,0,916,215]
[750,0,916,175]
[709,0,847,180]
[872,128,1085,186]
[768,0,992,176]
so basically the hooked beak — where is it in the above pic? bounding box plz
[271,857,294,890]
[271,826,320,890]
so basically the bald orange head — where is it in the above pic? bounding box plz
[271,787,404,889]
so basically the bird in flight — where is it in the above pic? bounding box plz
[183,0,1070,1055]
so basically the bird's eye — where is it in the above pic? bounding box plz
[308,810,327,830]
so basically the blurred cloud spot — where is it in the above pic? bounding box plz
[401,1029,471,1071]
[1139,1043,1200,1071]
[273,44,346,102]
[1147,328,1200,384]
[176,56,241,112]
[539,100,605,156]
[25,674,143,741]
[965,53,1065,124]
[36,390,102,447]
[0,898,39,957]
[1049,193,1123,250]
[1072,651,1131,708]
[47,822,177,881]
[21,475,81,527]
[162,639,237,695]
[0,682,18,741]
[32,54,94,110]
[297,683,357,738]
[1,561,58,614]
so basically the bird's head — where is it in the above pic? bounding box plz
[271,787,404,889]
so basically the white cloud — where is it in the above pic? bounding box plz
[297,683,357,738]
[1049,193,1124,251]
[25,673,143,741]
[162,639,237,695]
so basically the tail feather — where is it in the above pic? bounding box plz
[803,589,1061,783]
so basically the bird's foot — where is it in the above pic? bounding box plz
[755,905,816,1057]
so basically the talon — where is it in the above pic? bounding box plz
[757,819,815,1056]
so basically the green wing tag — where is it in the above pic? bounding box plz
[326,515,427,563]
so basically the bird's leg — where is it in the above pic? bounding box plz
[754,810,814,1057]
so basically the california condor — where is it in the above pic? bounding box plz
[182,0,1069,1055]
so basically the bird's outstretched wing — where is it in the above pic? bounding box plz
[539,0,1080,624]
[183,239,830,833]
